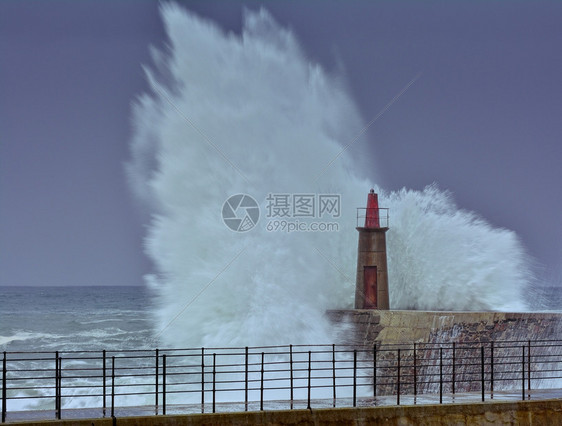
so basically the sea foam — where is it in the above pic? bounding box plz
[127,4,530,348]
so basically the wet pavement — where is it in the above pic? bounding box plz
[3,388,562,423]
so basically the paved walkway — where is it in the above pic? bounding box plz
[3,388,562,423]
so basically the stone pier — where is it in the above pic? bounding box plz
[326,310,562,348]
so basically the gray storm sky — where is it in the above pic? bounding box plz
[1,1,561,286]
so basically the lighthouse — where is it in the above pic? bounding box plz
[355,189,390,310]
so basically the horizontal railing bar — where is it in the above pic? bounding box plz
[6,339,562,356]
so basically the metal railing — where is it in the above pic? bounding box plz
[356,207,389,228]
[2,340,562,422]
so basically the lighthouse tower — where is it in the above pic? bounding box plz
[355,189,390,310]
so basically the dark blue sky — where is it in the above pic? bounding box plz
[1,1,561,286]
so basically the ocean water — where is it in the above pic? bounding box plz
[1,285,560,355]
[0,286,157,411]
[0,286,361,412]
[0,286,153,353]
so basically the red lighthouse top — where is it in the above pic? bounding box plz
[365,189,380,228]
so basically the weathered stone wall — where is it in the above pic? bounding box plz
[327,310,562,394]
[326,310,562,348]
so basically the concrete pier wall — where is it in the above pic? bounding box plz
[326,310,562,348]
[6,399,562,425]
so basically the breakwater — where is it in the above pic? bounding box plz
[327,310,562,348]
[327,310,562,394]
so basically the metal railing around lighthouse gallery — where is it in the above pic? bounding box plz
[356,207,389,228]
[2,340,562,422]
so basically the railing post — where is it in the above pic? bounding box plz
[307,351,312,410]
[155,348,159,413]
[522,345,525,401]
[490,342,494,397]
[352,350,357,408]
[260,352,264,411]
[527,340,531,395]
[413,343,417,397]
[289,345,293,409]
[2,352,6,423]
[245,347,249,412]
[111,356,115,418]
[397,349,400,406]
[102,350,106,416]
[54,352,57,420]
[212,353,216,414]
[332,344,336,407]
[55,352,60,420]
[374,345,378,398]
[162,354,166,416]
[451,342,457,395]
[439,348,443,404]
[481,347,485,402]
[58,357,62,419]
[201,348,205,413]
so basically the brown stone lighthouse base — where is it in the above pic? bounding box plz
[355,227,389,310]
